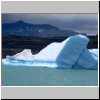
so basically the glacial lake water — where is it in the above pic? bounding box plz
[2,64,98,86]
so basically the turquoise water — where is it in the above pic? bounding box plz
[2,64,98,86]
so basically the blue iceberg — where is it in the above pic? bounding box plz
[2,34,98,70]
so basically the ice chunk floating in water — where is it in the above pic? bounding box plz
[2,34,98,70]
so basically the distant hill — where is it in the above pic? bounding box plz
[2,20,80,37]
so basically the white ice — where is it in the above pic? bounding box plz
[2,34,98,70]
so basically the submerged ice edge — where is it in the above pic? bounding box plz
[2,59,58,68]
[2,34,98,70]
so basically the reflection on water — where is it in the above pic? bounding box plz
[2,64,98,86]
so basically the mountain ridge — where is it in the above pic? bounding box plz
[2,20,80,37]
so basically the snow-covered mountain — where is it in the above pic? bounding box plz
[2,20,80,37]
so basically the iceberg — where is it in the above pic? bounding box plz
[2,34,98,70]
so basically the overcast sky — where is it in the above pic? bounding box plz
[2,14,98,35]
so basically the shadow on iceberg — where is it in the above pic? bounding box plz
[56,35,98,70]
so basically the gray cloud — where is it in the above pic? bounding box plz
[2,14,98,35]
